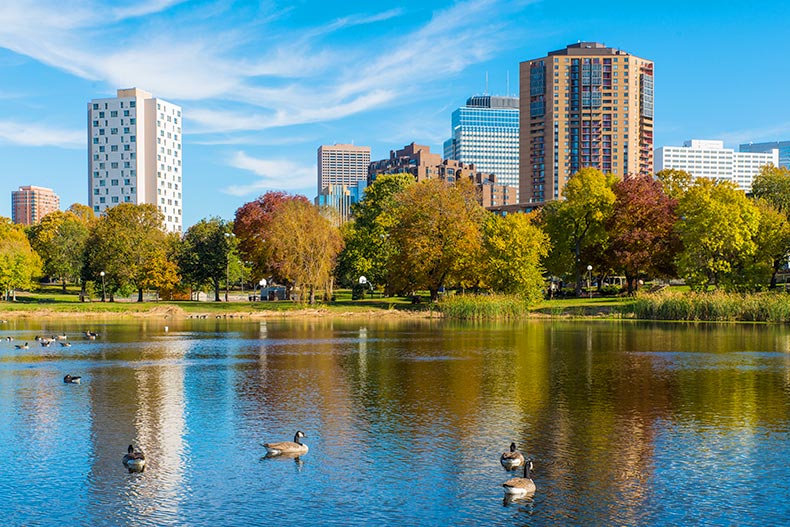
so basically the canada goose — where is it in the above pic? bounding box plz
[85,331,98,340]
[15,342,29,350]
[5,336,13,341]
[123,445,146,471]
[263,431,308,456]
[60,342,71,347]
[63,374,82,384]
[503,459,536,496]
[56,334,68,340]
[40,340,52,347]
[500,442,526,470]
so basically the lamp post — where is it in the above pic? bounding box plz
[100,271,106,302]
[586,265,593,299]
[224,232,235,302]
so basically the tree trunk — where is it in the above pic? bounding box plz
[214,278,221,302]
[62,278,67,294]
[137,288,144,302]
[429,287,439,303]
[309,286,315,305]
[574,239,583,297]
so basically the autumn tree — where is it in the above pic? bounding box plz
[83,204,176,301]
[541,168,618,296]
[387,178,485,302]
[234,192,309,282]
[335,173,414,291]
[675,178,760,291]
[66,203,96,224]
[0,218,42,300]
[266,199,343,304]
[606,174,679,294]
[27,210,90,292]
[481,212,548,304]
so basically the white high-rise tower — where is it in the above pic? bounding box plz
[88,88,183,232]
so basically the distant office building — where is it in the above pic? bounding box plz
[443,95,520,198]
[369,142,517,207]
[11,185,60,225]
[315,180,368,224]
[739,141,790,169]
[655,139,778,192]
[317,144,370,196]
[88,88,183,232]
[520,42,654,203]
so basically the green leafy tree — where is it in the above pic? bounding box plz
[675,178,760,291]
[266,199,343,304]
[27,210,90,292]
[335,173,414,292]
[606,174,679,294]
[753,199,790,289]
[83,204,175,301]
[66,203,96,225]
[752,165,790,214]
[179,217,234,301]
[0,218,42,300]
[656,168,693,201]
[541,168,618,296]
[481,211,548,303]
[387,178,485,302]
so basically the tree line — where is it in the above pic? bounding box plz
[2,165,789,303]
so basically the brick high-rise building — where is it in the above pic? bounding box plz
[11,185,60,225]
[88,88,183,232]
[519,42,654,203]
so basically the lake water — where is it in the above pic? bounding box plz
[1,318,789,526]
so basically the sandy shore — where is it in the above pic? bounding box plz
[0,304,439,320]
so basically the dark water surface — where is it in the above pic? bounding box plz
[1,318,789,526]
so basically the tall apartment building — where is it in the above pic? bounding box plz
[88,88,183,232]
[740,141,790,169]
[520,42,654,203]
[369,142,518,207]
[443,95,520,198]
[315,180,368,224]
[11,185,60,225]
[655,139,778,193]
[317,144,371,196]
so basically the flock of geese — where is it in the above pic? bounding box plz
[4,326,539,495]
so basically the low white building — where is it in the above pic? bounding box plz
[655,139,778,193]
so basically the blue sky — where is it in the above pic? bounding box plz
[1,0,789,227]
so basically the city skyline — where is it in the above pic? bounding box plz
[1,1,790,226]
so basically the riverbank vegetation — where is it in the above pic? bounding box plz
[5,165,790,316]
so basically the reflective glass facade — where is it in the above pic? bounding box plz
[443,96,519,195]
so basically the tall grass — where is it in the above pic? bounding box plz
[438,294,531,320]
[631,290,790,322]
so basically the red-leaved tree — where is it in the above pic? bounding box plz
[607,175,679,294]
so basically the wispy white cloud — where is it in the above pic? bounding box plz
[0,120,83,148]
[223,151,315,196]
[719,123,790,147]
[0,0,519,137]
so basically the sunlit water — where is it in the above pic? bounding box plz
[1,318,789,526]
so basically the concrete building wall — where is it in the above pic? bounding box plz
[317,144,370,196]
[88,88,182,232]
[655,139,778,192]
[740,141,790,169]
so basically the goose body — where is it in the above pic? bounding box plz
[60,342,72,347]
[63,374,82,384]
[85,331,98,340]
[123,445,146,471]
[503,459,536,496]
[15,342,29,350]
[500,442,526,470]
[263,431,308,456]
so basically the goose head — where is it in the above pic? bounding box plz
[509,442,518,453]
[293,431,306,443]
[524,458,534,478]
